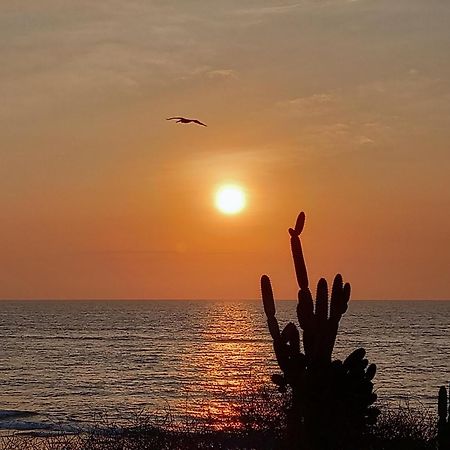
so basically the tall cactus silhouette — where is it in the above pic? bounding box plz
[261,212,379,449]
[438,384,450,449]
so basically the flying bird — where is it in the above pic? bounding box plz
[166,116,207,127]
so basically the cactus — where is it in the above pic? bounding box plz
[438,384,450,449]
[261,212,379,449]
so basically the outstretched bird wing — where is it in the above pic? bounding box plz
[166,117,184,120]
[193,119,207,127]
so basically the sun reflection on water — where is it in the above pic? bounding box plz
[176,301,271,428]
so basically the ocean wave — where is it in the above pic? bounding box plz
[0,410,35,420]
[0,410,84,434]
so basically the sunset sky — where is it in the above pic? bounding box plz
[1,1,449,300]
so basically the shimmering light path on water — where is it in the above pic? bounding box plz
[0,301,448,430]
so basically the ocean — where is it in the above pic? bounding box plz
[0,300,448,433]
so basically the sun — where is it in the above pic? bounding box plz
[215,184,246,215]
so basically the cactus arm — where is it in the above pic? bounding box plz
[314,278,330,364]
[365,363,377,381]
[327,274,351,356]
[297,288,314,331]
[294,211,306,235]
[297,288,314,359]
[290,235,309,290]
[261,275,288,373]
[261,275,276,317]
[315,278,329,327]
[261,275,280,340]
[330,274,351,322]
[329,274,344,322]
[289,212,309,290]
[290,213,314,341]
[342,282,351,313]
[261,274,306,393]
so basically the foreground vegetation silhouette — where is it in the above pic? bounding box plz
[0,396,443,450]
[261,212,379,449]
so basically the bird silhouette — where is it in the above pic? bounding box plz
[166,117,207,127]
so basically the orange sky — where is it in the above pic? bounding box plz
[1,1,449,300]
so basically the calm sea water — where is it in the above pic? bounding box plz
[0,300,448,432]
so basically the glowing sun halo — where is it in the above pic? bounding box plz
[215,185,246,215]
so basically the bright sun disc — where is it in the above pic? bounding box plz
[215,185,246,215]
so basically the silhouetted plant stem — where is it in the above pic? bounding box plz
[438,384,450,449]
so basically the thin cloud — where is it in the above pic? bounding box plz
[277,92,338,116]
[206,69,238,80]
[233,3,303,17]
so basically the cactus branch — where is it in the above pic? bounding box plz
[289,212,309,290]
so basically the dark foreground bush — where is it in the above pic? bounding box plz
[366,401,437,450]
[0,393,440,450]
